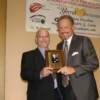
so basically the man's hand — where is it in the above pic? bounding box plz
[57,66,76,75]
[40,67,53,78]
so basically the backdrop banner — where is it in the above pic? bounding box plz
[26,0,100,37]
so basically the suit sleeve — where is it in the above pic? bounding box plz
[20,53,41,82]
[75,37,99,77]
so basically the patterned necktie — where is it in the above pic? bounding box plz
[62,40,69,87]
[64,40,68,65]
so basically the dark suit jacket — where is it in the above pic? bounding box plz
[20,48,56,100]
[57,35,99,100]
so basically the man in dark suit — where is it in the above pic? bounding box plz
[20,28,62,100]
[56,15,99,100]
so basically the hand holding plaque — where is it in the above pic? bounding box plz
[45,50,64,72]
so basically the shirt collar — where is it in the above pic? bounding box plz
[65,35,73,43]
[64,35,73,50]
[38,47,45,57]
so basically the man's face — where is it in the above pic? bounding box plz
[36,29,50,48]
[57,19,74,39]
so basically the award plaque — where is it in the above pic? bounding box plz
[45,50,64,72]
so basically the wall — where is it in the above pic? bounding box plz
[91,38,100,96]
[5,0,100,100]
[0,0,6,100]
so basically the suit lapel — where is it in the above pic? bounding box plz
[58,41,64,50]
[37,48,45,60]
[57,35,78,65]
[68,35,77,55]
[68,35,78,64]
[35,48,45,69]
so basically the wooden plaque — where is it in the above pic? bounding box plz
[45,50,64,72]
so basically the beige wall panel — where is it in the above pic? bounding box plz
[0,0,6,100]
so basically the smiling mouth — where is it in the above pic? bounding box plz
[62,32,69,35]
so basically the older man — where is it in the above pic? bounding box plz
[21,28,62,100]
[57,15,99,100]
